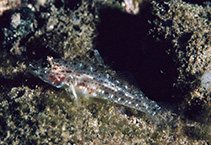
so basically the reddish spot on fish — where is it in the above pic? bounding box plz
[49,74,65,84]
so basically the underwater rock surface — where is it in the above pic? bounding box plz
[201,69,211,91]
[0,0,210,144]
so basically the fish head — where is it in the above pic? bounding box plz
[28,56,71,88]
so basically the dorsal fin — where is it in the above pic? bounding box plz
[116,71,140,89]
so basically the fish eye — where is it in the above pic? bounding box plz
[41,61,51,68]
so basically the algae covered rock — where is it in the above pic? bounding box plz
[0,0,211,144]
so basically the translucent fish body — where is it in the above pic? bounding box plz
[29,57,162,119]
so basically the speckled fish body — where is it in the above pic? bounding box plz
[29,57,162,119]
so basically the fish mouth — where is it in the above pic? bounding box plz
[28,59,45,76]
[28,63,41,76]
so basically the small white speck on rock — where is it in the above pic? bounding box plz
[201,70,211,91]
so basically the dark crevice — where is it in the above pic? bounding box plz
[182,0,209,5]
[54,0,82,10]
[0,73,50,92]
[96,6,181,104]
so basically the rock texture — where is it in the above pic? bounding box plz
[0,0,210,144]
